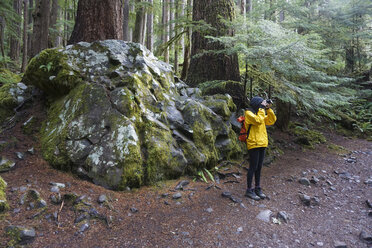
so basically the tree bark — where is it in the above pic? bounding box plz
[68,0,123,45]
[174,0,179,73]
[163,0,169,63]
[146,0,154,50]
[10,0,22,61]
[49,0,59,47]
[123,0,130,41]
[180,0,191,80]
[275,99,291,130]
[0,16,6,68]
[21,0,29,72]
[31,0,50,58]
[133,0,144,44]
[27,0,33,57]
[186,0,240,87]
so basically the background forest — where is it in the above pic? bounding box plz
[0,0,371,136]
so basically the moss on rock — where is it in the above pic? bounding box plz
[290,123,326,149]
[0,176,9,213]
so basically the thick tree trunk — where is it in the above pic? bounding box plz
[27,0,33,57]
[275,99,291,131]
[180,0,191,80]
[48,0,59,47]
[247,0,252,13]
[186,0,240,86]
[68,0,123,44]
[141,6,147,44]
[31,0,50,58]
[10,0,22,61]
[21,0,29,72]
[133,0,144,44]
[174,0,179,73]
[146,0,154,50]
[0,16,6,68]
[123,0,130,41]
[163,0,169,63]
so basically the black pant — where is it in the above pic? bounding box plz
[247,147,266,189]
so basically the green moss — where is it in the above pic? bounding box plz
[327,143,349,154]
[0,176,9,213]
[202,94,236,120]
[23,48,82,97]
[21,116,40,135]
[290,123,326,149]
[192,121,218,168]
[0,69,21,85]
[0,82,18,124]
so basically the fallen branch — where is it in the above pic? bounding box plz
[57,200,64,228]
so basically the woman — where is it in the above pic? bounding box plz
[244,96,277,200]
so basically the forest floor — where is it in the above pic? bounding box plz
[0,100,371,248]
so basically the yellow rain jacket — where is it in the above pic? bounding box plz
[244,108,277,150]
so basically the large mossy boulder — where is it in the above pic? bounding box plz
[23,40,241,190]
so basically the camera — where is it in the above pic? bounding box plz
[266,99,273,105]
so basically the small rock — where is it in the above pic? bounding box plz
[13,208,21,214]
[27,148,35,155]
[172,192,182,199]
[339,172,352,180]
[299,194,311,206]
[49,182,65,188]
[256,210,272,223]
[221,191,232,198]
[0,157,16,172]
[98,194,107,204]
[38,200,47,208]
[130,207,138,213]
[229,195,242,204]
[316,241,324,246]
[75,213,88,223]
[359,231,372,243]
[50,193,62,204]
[330,187,336,191]
[334,240,347,248]
[366,200,372,209]
[5,226,36,244]
[206,207,213,213]
[15,152,25,160]
[164,200,170,205]
[174,180,190,190]
[50,186,60,193]
[326,180,333,186]
[237,227,243,233]
[79,222,90,233]
[298,178,310,186]
[311,197,320,206]
[310,176,319,184]
[88,208,100,217]
[364,179,372,185]
[161,193,169,198]
[277,211,289,223]
[19,186,27,192]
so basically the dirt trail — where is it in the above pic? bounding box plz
[0,119,371,247]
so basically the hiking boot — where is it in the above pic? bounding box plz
[245,188,260,201]
[255,187,266,199]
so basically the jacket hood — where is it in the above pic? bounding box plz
[250,96,264,112]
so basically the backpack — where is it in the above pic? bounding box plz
[237,115,252,142]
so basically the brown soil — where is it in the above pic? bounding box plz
[0,98,371,248]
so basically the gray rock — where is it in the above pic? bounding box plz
[299,178,310,186]
[161,193,169,198]
[13,208,21,214]
[50,182,66,188]
[15,152,25,160]
[316,241,324,246]
[359,231,372,243]
[364,178,372,185]
[330,187,336,191]
[311,197,320,206]
[221,191,232,198]
[256,210,272,222]
[75,213,89,223]
[334,240,347,248]
[50,193,62,204]
[237,227,243,233]
[79,222,90,233]
[50,186,60,193]
[172,192,182,199]
[98,194,107,204]
[27,147,35,155]
[310,176,319,184]
[38,199,47,208]
[277,211,289,223]
[206,207,213,213]
[175,180,189,190]
[0,157,16,172]
[339,172,352,180]
[130,207,138,213]
[366,200,372,209]
[5,226,36,244]
[299,194,311,206]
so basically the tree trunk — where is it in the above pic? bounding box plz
[174,0,179,73]
[123,0,130,41]
[68,0,123,44]
[180,0,191,80]
[163,0,169,63]
[275,99,291,131]
[10,0,22,61]
[246,0,252,14]
[146,0,154,50]
[186,0,240,86]
[27,0,33,57]
[31,0,50,58]
[133,0,144,44]
[49,0,59,48]
[0,16,6,68]
[240,0,245,15]
[141,5,147,44]
[21,0,29,72]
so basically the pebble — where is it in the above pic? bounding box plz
[98,194,107,204]
[277,211,289,223]
[364,179,372,185]
[256,209,272,223]
[79,222,89,233]
[130,207,138,213]
[334,240,347,248]
[316,241,324,246]
[161,193,169,198]
[359,231,372,243]
[237,227,243,233]
[299,194,311,206]
[221,191,232,198]
[13,208,21,214]
[366,200,372,209]
[50,186,60,193]
[15,152,25,160]
[174,180,189,190]
[50,182,66,188]
[298,178,310,186]
[172,192,182,199]
[310,176,319,184]
[206,208,213,213]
